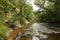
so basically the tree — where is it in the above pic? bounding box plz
[0,0,36,40]
[35,0,60,24]
[0,0,36,28]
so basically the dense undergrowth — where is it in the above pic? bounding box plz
[0,19,8,40]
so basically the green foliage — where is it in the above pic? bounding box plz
[0,18,7,40]
[35,0,60,24]
[0,8,8,40]
[12,0,36,25]
[0,0,36,40]
[0,0,36,28]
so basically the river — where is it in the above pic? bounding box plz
[7,23,60,40]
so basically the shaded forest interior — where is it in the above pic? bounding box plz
[0,0,60,40]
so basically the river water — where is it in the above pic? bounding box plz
[27,23,60,40]
[31,23,60,33]
[7,23,60,40]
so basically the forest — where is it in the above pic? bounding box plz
[0,0,60,40]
